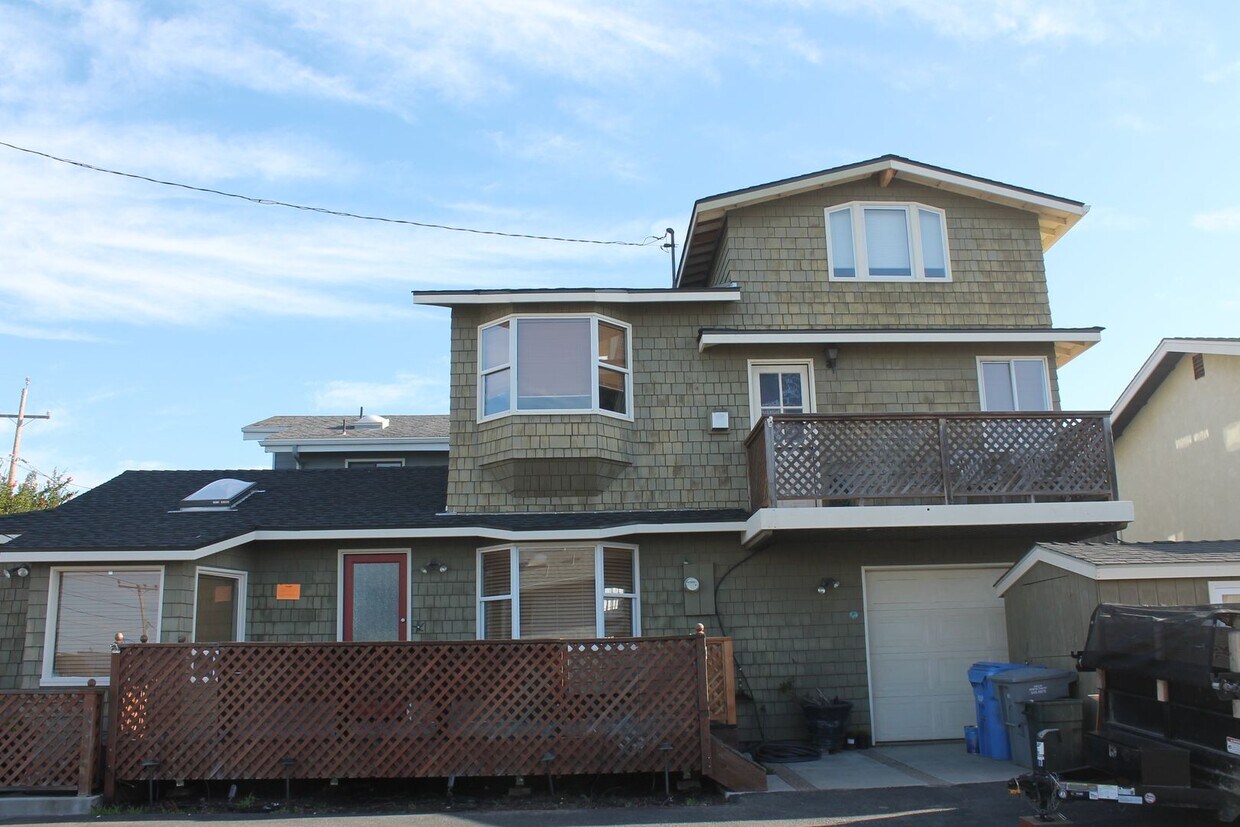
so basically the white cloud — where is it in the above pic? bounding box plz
[1193,208,1240,233]
[310,370,450,413]
[811,0,1155,43]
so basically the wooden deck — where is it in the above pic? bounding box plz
[746,412,1118,511]
[103,633,763,797]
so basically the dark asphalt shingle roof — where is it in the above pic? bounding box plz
[1039,540,1240,566]
[0,468,746,553]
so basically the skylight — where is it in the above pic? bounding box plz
[179,479,256,510]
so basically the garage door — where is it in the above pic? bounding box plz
[866,566,1009,743]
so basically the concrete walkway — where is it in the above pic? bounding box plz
[760,742,1024,793]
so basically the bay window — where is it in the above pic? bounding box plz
[477,544,639,639]
[825,202,951,281]
[478,315,632,420]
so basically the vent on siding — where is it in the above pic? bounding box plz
[1193,353,1206,380]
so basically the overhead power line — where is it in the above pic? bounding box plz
[0,140,667,248]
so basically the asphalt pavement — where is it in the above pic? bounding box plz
[2,782,1224,826]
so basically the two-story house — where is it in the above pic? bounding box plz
[0,155,1131,746]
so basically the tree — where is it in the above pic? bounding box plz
[0,469,76,514]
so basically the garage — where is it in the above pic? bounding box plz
[865,565,1010,743]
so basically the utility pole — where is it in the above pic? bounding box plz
[661,228,676,283]
[3,378,51,492]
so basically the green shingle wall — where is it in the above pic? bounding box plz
[0,577,29,689]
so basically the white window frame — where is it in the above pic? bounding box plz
[335,548,412,642]
[748,359,817,425]
[976,356,1053,412]
[191,566,248,643]
[824,201,952,282]
[344,458,406,468]
[1209,581,1240,604]
[477,313,634,423]
[475,542,641,639]
[42,565,166,687]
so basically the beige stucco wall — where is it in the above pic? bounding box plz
[708,177,1052,329]
[1117,353,1240,541]
[446,298,1060,513]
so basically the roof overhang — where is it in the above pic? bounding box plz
[1112,338,1240,438]
[413,288,741,307]
[677,155,1089,288]
[742,501,1133,548]
[0,520,748,563]
[995,542,1240,596]
[260,438,450,454]
[698,327,1102,366]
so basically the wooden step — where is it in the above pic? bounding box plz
[705,734,767,792]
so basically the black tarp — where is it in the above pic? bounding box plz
[1077,604,1237,687]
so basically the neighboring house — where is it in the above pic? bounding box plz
[0,155,1133,746]
[997,540,1240,695]
[243,413,449,469]
[1111,338,1240,542]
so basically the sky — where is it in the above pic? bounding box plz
[3,0,1240,492]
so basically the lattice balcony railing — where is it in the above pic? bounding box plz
[744,412,1118,511]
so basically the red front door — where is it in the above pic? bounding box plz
[342,553,408,641]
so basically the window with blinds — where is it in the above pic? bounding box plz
[477,544,639,639]
[46,568,162,682]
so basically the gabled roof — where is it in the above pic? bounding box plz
[677,154,1089,288]
[1111,338,1240,439]
[995,539,1240,595]
[0,468,746,560]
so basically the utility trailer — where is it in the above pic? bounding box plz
[1012,604,1240,822]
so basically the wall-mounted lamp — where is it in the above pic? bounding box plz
[3,565,30,579]
[817,577,840,594]
[420,560,448,574]
[825,346,839,372]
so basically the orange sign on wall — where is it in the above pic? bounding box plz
[275,583,301,601]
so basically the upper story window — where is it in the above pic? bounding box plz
[978,357,1051,411]
[825,202,951,281]
[479,314,632,421]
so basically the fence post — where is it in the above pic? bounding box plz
[694,627,712,777]
[77,689,101,796]
[103,635,123,801]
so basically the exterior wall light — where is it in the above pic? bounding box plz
[825,346,839,371]
[3,565,30,579]
[421,560,448,574]
[817,577,840,594]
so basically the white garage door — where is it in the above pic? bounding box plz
[865,566,1009,743]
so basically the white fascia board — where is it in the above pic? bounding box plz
[1112,338,1240,423]
[887,160,1088,218]
[413,290,740,306]
[261,438,449,453]
[700,329,1101,352]
[994,546,1099,596]
[743,500,1134,546]
[691,159,1086,228]
[242,426,284,441]
[5,521,748,563]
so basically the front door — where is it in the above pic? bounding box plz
[342,552,408,641]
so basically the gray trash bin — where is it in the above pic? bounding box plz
[989,666,1077,768]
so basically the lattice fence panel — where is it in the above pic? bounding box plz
[746,427,770,510]
[772,418,944,502]
[0,690,100,792]
[109,637,711,785]
[705,638,735,725]
[945,416,1113,500]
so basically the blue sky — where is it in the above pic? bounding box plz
[3,1,1239,491]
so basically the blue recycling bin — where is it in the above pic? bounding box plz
[968,662,1024,760]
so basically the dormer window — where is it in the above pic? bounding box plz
[825,202,950,281]
[478,314,632,421]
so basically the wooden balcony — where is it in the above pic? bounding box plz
[745,412,1118,512]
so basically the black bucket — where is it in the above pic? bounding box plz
[803,701,853,753]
